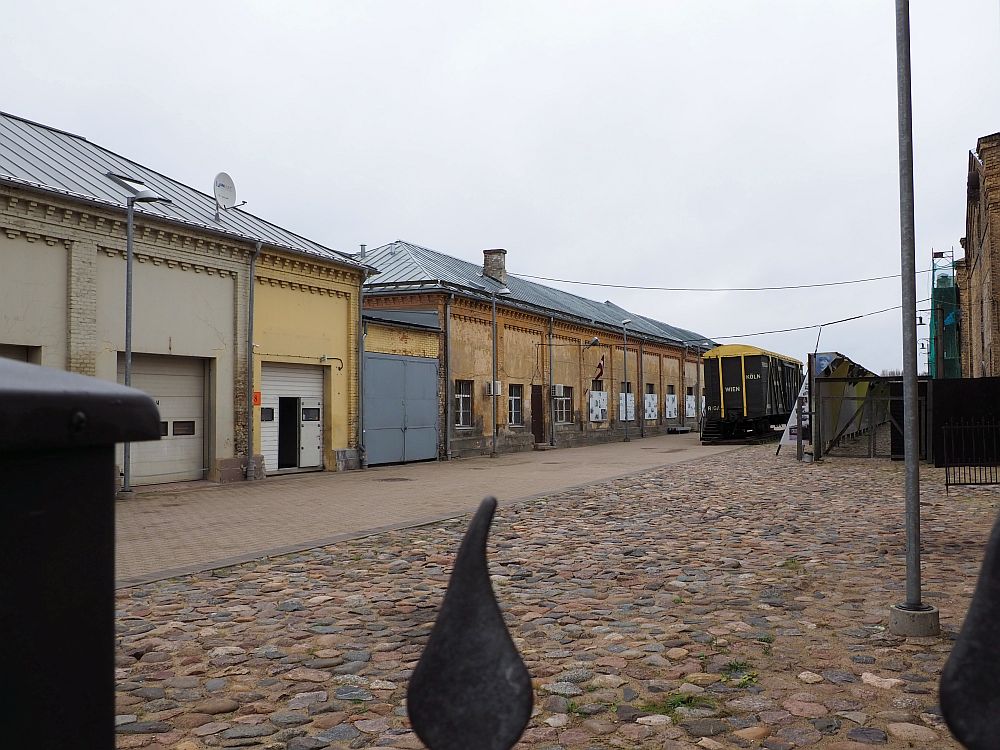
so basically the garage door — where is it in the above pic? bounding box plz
[364,353,438,465]
[260,363,324,472]
[117,354,206,485]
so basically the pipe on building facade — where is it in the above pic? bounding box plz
[639,339,645,438]
[445,294,453,459]
[358,257,368,469]
[548,317,555,446]
[245,241,261,480]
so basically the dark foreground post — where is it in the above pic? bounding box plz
[940,510,1000,750]
[0,359,160,748]
[407,497,533,750]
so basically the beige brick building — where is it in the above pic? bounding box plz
[0,112,370,486]
[957,132,1000,377]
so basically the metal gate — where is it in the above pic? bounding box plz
[363,353,438,465]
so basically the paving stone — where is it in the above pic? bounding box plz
[114,446,984,750]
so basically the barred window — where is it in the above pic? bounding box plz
[455,380,473,427]
[554,386,574,423]
[592,379,603,392]
[508,384,523,425]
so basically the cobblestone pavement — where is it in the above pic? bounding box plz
[115,445,1000,749]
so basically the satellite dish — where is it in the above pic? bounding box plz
[213,172,237,209]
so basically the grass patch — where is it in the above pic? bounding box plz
[672,595,685,604]
[721,660,758,687]
[780,556,803,572]
[639,693,716,720]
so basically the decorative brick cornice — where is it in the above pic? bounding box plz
[259,252,359,286]
[98,245,238,278]
[1,225,72,248]
[256,273,351,298]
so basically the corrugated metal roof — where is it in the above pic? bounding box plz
[0,112,367,269]
[362,240,714,347]
[363,309,440,330]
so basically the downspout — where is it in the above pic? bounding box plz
[445,293,453,459]
[245,241,261,480]
[548,317,555,446]
[358,250,368,469]
[639,339,645,438]
[681,344,687,427]
[696,345,703,432]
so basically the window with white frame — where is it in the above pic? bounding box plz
[508,384,523,425]
[455,380,473,427]
[554,386,573,423]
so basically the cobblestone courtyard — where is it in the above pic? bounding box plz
[116,445,1000,749]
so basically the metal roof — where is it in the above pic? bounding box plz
[361,240,714,348]
[363,309,440,331]
[0,112,367,270]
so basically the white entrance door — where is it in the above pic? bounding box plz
[260,363,324,472]
[299,398,323,467]
[118,354,206,484]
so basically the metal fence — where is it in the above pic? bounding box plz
[942,421,1000,489]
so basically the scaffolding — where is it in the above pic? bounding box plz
[928,250,961,379]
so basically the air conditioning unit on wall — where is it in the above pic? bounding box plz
[550,384,565,397]
[485,380,502,396]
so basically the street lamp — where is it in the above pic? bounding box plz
[491,285,512,457]
[118,179,171,495]
[621,319,632,442]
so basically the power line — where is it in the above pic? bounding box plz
[681,297,931,343]
[513,268,934,292]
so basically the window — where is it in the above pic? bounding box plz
[508,384,523,425]
[592,379,604,392]
[172,420,195,436]
[646,383,655,395]
[554,386,573,423]
[301,408,320,421]
[621,381,632,394]
[261,407,275,422]
[687,387,694,396]
[159,421,168,437]
[667,385,675,395]
[455,380,473,427]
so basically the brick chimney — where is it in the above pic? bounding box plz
[483,248,507,285]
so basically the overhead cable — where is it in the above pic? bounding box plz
[512,268,934,292]
[682,297,931,343]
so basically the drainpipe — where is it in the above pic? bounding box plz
[445,293,453,459]
[245,241,261,480]
[695,344,702,432]
[548,317,555,446]
[358,245,368,469]
[639,339,645,438]
[680,344,687,428]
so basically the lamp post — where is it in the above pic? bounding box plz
[888,0,938,636]
[491,286,511,457]
[122,187,170,495]
[621,319,632,442]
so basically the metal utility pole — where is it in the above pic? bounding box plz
[621,320,631,442]
[491,292,499,457]
[122,197,137,494]
[889,0,939,636]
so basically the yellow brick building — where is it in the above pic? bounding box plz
[361,241,712,458]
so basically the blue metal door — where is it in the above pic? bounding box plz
[364,353,439,465]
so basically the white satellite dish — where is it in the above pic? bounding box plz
[214,172,237,209]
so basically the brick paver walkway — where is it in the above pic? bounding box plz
[115,445,1000,748]
[117,433,735,585]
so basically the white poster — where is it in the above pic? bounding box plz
[665,394,678,419]
[779,378,810,450]
[589,391,608,422]
[619,393,635,421]
[685,394,696,418]
[644,393,658,420]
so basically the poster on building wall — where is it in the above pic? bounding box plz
[589,391,608,421]
[644,394,658,420]
[619,393,635,421]
[685,394,696,418]
[665,394,678,419]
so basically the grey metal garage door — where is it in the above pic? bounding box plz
[363,353,438,465]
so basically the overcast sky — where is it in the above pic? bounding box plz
[5,1,999,372]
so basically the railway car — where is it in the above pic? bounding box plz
[702,344,803,442]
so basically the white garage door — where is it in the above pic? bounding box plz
[261,363,324,472]
[118,354,206,485]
